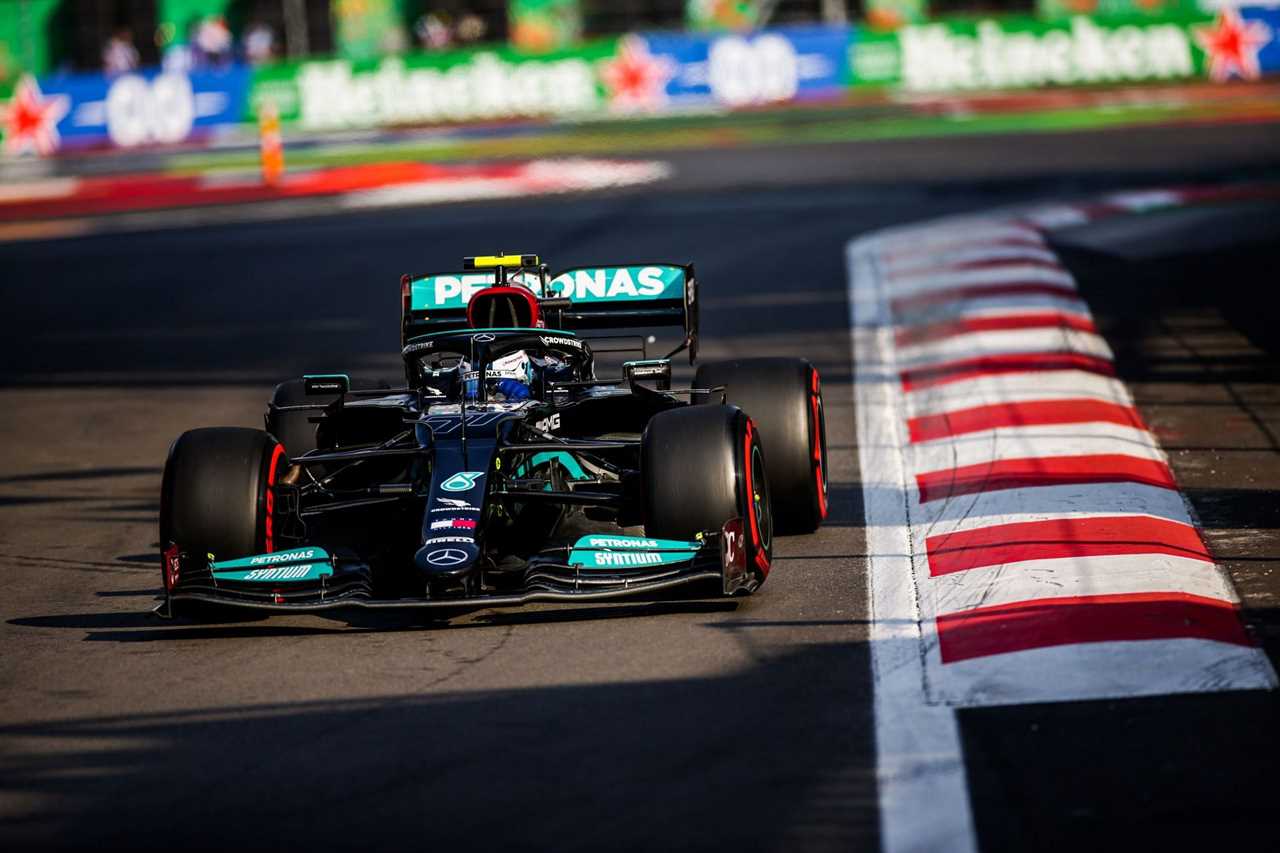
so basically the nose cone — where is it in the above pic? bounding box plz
[414,541,480,580]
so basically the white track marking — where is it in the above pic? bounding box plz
[932,553,1234,616]
[854,308,978,853]
[907,420,1159,453]
[341,159,672,209]
[887,264,1076,298]
[884,244,1060,274]
[878,222,1043,255]
[911,484,1196,531]
[909,428,1168,471]
[929,639,1273,707]
[905,371,1128,415]
[895,327,1113,368]
[894,292,1091,326]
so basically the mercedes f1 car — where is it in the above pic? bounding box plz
[158,254,827,615]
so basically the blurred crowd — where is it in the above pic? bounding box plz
[98,16,271,76]
[96,8,491,77]
[412,11,488,51]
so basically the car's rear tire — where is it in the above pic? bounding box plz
[160,427,285,565]
[265,377,390,458]
[694,358,827,534]
[641,405,772,580]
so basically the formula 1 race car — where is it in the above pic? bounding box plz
[158,254,827,616]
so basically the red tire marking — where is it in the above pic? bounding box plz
[937,592,1252,663]
[916,453,1177,503]
[900,352,1115,391]
[908,398,1146,443]
[263,442,285,553]
[891,282,1076,314]
[742,418,770,576]
[895,311,1097,346]
[810,367,828,520]
[926,515,1213,577]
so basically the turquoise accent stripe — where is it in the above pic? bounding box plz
[529,451,589,482]
[568,535,701,570]
[211,547,333,583]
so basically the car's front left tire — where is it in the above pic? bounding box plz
[640,404,772,582]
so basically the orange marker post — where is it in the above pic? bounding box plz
[259,100,284,186]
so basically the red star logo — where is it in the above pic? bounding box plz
[1194,9,1273,82]
[1,75,70,157]
[599,35,677,113]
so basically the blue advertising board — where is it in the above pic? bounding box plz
[1242,6,1280,76]
[639,25,850,109]
[31,65,250,151]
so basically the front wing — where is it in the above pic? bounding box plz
[159,522,755,615]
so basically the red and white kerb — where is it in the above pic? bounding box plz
[853,192,1276,707]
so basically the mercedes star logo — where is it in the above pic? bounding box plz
[426,548,469,567]
[473,333,496,343]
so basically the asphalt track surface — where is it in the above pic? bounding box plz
[2,121,1279,851]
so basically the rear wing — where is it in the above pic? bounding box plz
[401,263,698,362]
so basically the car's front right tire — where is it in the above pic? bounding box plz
[160,427,285,568]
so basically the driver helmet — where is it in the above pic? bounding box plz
[465,350,533,401]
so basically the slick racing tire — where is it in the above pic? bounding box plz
[694,358,827,534]
[160,427,286,566]
[266,377,389,459]
[641,405,772,578]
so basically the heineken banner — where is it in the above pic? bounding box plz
[250,41,619,130]
[5,10,1279,154]
[849,11,1280,92]
[247,25,849,130]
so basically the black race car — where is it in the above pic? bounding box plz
[158,254,827,615]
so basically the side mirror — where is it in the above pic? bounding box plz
[303,374,351,396]
[623,359,672,391]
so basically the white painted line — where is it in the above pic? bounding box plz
[895,327,1113,368]
[905,371,1129,415]
[932,553,1235,615]
[929,638,1273,708]
[341,159,672,210]
[908,428,1168,471]
[893,292,1091,326]
[886,263,1076,299]
[851,241,978,853]
[910,482,1196,532]
[884,244,1060,274]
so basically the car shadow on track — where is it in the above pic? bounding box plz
[0,638,879,852]
[7,597,748,643]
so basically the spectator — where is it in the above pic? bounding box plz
[455,13,487,44]
[195,16,233,67]
[159,21,195,73]
[102,27,140,75]
[414,13,453,51]
[243,22,275,65]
